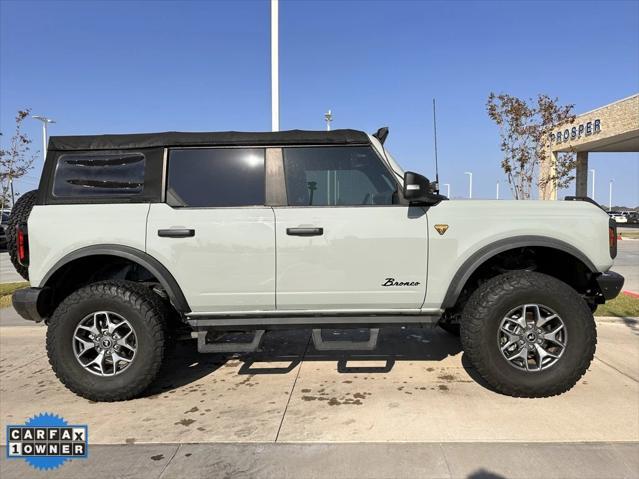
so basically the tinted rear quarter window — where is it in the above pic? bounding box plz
[167,148,265,207]
[53,153,146,197]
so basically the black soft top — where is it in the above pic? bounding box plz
[48,129,370,151]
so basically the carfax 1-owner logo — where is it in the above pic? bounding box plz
[6,413,88,471]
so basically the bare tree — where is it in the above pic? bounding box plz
[0,109,37,211]
[487,93,576,199]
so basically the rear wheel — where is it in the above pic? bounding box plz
[47,281,167,401]
[6,189,38,280]
[460,271,596,398]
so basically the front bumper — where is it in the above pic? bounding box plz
[12,287,52,322]
[596,271,625,300]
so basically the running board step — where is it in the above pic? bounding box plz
[195,330,265,353]
[311,328,379,351]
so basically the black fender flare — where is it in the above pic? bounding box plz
[440,235,598,309]
[41,244,191,313]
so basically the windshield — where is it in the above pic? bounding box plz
[368,135,404,183]
[383,149,405,181]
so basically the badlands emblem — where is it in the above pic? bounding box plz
[434,224,449,235]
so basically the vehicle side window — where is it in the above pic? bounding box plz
[167,148,265,207]
[53,153,146,197]
[283,146,397,206]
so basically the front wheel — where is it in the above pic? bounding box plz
[47,281,167,401]
[460,271,596,398]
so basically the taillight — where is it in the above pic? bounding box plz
[16,224,29,266]
[608,218,617,259]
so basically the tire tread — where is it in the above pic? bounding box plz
[460,271,596,398]
[46,280,167,402]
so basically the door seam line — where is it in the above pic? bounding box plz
[272,206,277,310]
[144,203,151,253]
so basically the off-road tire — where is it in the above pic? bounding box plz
[460,271,596,398]
[47,281,167,401]
[6,189,38,280]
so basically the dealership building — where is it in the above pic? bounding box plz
[540,94,639,200]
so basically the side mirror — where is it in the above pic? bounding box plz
[403,171,443,205]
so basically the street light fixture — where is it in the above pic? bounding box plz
[464,172,473,199]
[324,110,333,131]
[32,115,56,161]
[609,179,613,212]
[271,0,279,132]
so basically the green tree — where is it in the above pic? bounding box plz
[487,93,576,199]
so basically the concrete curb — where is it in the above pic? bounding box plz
[595,316,638,323]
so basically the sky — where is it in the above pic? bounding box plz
[1,0,638,205]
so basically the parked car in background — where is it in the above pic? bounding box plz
[609,211,628,224]
[626,212,639,224]
[0,211,10,249]
[615,214,628,224]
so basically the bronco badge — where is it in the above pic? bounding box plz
[382,278,421,287]
[434,224,449,235]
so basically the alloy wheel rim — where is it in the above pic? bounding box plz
[497,304,567,372]
[72,311,137,377]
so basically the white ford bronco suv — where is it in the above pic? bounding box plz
[8,128,624,401]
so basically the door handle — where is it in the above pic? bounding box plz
[158,228,195,238]
[286,227,323,236]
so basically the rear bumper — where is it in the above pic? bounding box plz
[596,271,624,300]
[12,287,52,322]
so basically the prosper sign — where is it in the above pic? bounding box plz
[550,119,602,144]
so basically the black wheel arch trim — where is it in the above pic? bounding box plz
[40,244,191,313]
[441,235,598,309]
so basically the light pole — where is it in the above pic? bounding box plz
[589,168,596,200]
[609,180,613,211]
[324,110,333,131]
[443,183,450,198]
[32,115,55,161]
[271,0,279,132]
[464,172,473,199]
[496,180,500,200]
[18,115,55,207]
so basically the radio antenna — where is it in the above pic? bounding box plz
[432,98,440,193]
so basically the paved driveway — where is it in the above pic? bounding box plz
[613,238,639,292]
[0,251,22,284]
[0,308,637,477]
[2,317,638,444]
